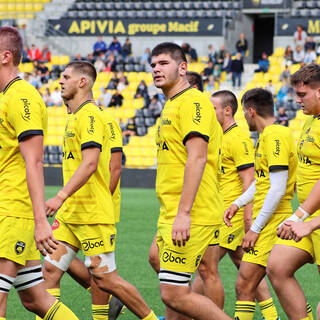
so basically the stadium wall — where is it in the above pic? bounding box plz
[44,167,156,188]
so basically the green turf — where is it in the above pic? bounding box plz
[7,187,319,319]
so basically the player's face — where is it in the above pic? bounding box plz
[211,96,224,126]
[294,82,320,115]
[243,106,257,131]
[59,67,79,101]
[151,53,180,90]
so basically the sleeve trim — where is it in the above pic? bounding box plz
[237,163,254,171]
[183,131,209,146]
[18,130,43,142]
[269,165,288,172]
[111,147,123,153]
[81,141,102,151]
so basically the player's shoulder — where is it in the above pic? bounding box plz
[78,101,104,118]
[5,78,42,101]
[264,124,291,137]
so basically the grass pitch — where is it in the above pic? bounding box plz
[7,187,319,319]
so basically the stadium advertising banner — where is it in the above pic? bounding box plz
[243,0,288,9]
[276,18,320,36]
[47,18,223,36]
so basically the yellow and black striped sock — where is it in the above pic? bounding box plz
[307,302,313,320]
[43,300,78,320]
[258,298,278,320]
[36,289,61,320]
[92,304,109,320]
[142,310,158,320]
[235,301,255,320]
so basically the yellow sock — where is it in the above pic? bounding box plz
[258,298,278,320]
[301,318,310,320]
[235,301,255,320]
[92,304,109,320]
[307,303,313,320]
[36,289,61,320]
[43,300,78,320]
[0,317,6,320]
[142,310,158,320]
[87,287,92,293]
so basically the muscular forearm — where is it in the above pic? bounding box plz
[109,167,121,195]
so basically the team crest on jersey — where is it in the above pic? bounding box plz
[52,219,60,230]
[214,230,220,239]
[110,234,115,245]
[15,241,25,255]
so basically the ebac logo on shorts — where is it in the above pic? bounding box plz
[82,237,104,251]
[15,241,25,255]
[52,219,60,230]
[162,249,186,264]
[247,248,259,256]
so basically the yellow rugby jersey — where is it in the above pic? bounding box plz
[0,77,47,219]
[221,123,254,210]
[104,110,123,223]
[297,116,320,218]
[253,124,297,218]
[57,101,114,224]
[156,87,223,225]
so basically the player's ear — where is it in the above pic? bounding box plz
[0,50,11,65]
[79,76,87,88]
[316,87,320,99]
[179,61,187,77]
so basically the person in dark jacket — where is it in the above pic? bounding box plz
[231,52,244,88]
[236,33,248,58]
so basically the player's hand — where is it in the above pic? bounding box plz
[34,219,58,256]
[45,195,64,216]
[224,204,239,227]
[242,229,259,251]
[172,213,190,247]
[290,221,313,242]
[277,220,293,240]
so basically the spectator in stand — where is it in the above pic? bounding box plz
[118,119,126,131]
[283,45,293,66]
[203,61,214,78]
[108,36,122,56]
[36,62,50,83]
[135,80,149,100]
[276,80,291,107]
[265,80,276,96]
[122,118,136,137]
[94,56,106,73]
[279,65,291,82]
[216,44,227,64]
[213,64,221,82]
[19,23,28,47]
[276,106,289,127]
[221,51,232,73]
[254,52,270,73]
[93,36,107,56]
[22,45,30,63]
[122,38,132,58]
[97,87,112,108]
[316,42,320,56]
[87,52,96,64]
[208,44,217,64]
[42,88,52,106]
[50,87,63,106]
[303,47,317,64]
[293,45,305,64]
[28,43,41,61]
[304,36,316,51]
[231,52,244,88]
[205,75,216,93]
[141,48,151,72]
[182,43,198,62]
[105,53,117,72]
[235,33,248,58]
[107,72,119,89]
[40,45,51,63]
[148,95,163,118]
[294,24,308,48]
[117,75,128,92]
[109,90,124,107]
[29,70,41,88]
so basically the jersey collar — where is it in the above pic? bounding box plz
[170,86,193,101]
[3,76,22,95]
[224,122,237,134]
[73,100,92,114]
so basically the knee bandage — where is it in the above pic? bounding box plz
[14,265,43,291]
[44,245,77,271]
[0,273,15,293]
[85,252,116,274]
[159,268,192,286]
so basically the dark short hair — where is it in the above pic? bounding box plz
[0,26,23,66]
[211,90,238,116]
[151,42,187,64]
[290,63,320,89]
[241,88,274,117]
[66,61,97,83]
[186,71,203,92]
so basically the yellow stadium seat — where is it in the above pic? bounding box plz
[19,62,34,73]
[290,64,301,74]
[133,98,144,109]
[59,55,70,65]
[253,72,264,82]
[274,47,285,57]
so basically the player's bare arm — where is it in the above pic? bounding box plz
[20,135,58,256]
[290,216,320,242]
[46,147,100,216]
[109,151,122,195]
[172,135,207,247]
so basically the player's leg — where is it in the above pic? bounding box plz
[148,233,160,274]
[67,256,91,289]
[317,302,320,320]
[267,244,312,320]
[235,261,266,320]
[17,259,78,320]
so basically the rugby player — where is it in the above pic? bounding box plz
[0,26,78,320]
[268,63,320,320]
[42,61,157,320]
[209,90,279,320]
[151,42,231,320]
[224,88,297,320]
